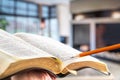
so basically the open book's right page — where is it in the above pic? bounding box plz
[15,33,109,74]
[15,33,82,60]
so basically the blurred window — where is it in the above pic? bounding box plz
[1,0,15,14]
[5,16,15,33]
[0,0,59,39]
[1,7,14,14]
[0,0,38,17]
[50,18,59,40]
[0,15,15,33]
[28,3,38,16]
[16,17,27,32]
[0,0,40,34]
[2,0,14,7]
[27,17,40,33]
[42,6,49,18]
[42,6,57,18]
[0,1,2,6]
[16,1,27,15]
[41,5,59,40]
[28,3,37,11]
[16,1,27,10]
[28,11,38,16]
[50,6,57,17]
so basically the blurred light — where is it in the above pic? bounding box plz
[79,44,89,52]
[75,14,85,21]
[112,12,120,19]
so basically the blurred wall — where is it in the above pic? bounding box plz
[71,0,120,13]
[57,4,71,37]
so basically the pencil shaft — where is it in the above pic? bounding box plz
[79,44,120,57]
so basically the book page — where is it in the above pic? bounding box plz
[0,30,54,59]
[62,56,109,75]
[15,33,84,61]
[63,56,101,67]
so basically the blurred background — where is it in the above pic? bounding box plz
[0,0,120,80]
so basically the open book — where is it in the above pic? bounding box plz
[14,33,109,75]
[0,29,109,79]
[0,29,62,79]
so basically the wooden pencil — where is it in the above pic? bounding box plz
[75,44,120,57]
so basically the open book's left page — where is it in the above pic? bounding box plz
[0,29,54,58]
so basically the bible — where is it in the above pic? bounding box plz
[0,29,109,79]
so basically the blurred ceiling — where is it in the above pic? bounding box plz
[71,0,120,13]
